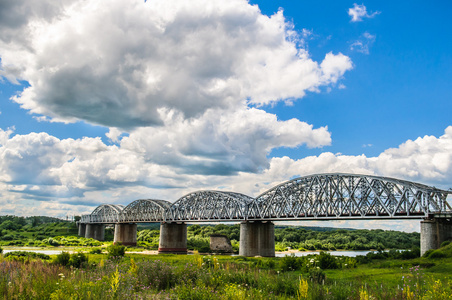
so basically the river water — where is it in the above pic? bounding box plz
[2,249,65,255]
[3,248,376,257]
[275,250,376,257]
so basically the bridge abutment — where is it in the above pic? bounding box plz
[85,224,105,241]
[77,223,86,237]
[158,222,187,254]
[239,221,275,257]
[421,216,452,256]
[114,223,137,246]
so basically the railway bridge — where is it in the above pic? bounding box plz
[78,173,452,256]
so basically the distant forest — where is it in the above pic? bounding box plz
[0,215,420,252]
[137,224,420,252]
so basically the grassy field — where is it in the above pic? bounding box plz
[1,242,452,299]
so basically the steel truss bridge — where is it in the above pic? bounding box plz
[80,173,452,224]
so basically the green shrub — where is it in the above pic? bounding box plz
[0,246,2,254]
[427,250,446,259]
[440,240,451,248]
[69,252,88,268]
[107,243,126,259]
[4,251,50,261]
[54,251,71,266]
[54,251,88,268]
[89,247,102,254]
[187,236,210,252]
[317,251,339,269]
[280,254,300,271]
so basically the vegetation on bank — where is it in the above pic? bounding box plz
[137,224,420,252]
[1,215,420,252]
[0,243,451,299]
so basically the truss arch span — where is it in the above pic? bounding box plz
[120,199,172,223]
[166,190,254,222]
[248,173,451,220]
[81,204,124,223]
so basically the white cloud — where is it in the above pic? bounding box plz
[0,0,352,129]
[350,32,376,54]
[106,128,123,144]
[1,126,452,219]
[120,106,331,174]
[348,3,380,22]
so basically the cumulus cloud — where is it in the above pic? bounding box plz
[0,0,352,128]
[120,106,331,174]
[348,3,380,22]
[1,126,452,218]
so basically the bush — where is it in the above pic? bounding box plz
[0,246,2,254]
[54,251,71,266]
[440,240,451,248]
[317,251,339,269]
[422,249,435,258]
[54,252,88,268]
[89,247,102,254]
[427,250,446,259]
[4,251,50,261]
[69,252,88,268]
[107,243,126,259]
[187,236,210,252]
[280,254,300,271]
[399,247,420,259]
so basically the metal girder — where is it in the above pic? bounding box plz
[80,173,452,223]
[165,190,253,222]
[247,173,451,220]
[81,204,124,223]
[120,199,171,222]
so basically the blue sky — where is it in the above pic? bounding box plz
[0,0,451,232]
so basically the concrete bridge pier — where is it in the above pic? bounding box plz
[85,224,105,241]
[239,221,275,257]
[158,222,187,254]
[77,222,86,237]
[114,223,137,246]
[421,216,452,256]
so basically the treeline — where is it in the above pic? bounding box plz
[274,227,420,251]
[137,224,420,252]
[0,214,420,251]
[0,215,78,246]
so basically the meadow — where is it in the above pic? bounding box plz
[1,242,452,300]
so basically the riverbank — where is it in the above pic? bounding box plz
[2,246,384,258]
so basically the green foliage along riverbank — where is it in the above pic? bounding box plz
[0,216,78,246]
[0,215,420,251]
[137,224,420,252]
[1,243,452,299]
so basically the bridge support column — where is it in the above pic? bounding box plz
[113,223,137,246]
[239,221,275,257]
[85,224,105,241]
[421,217,452,256]
[158,222,187,254]
[77,223,86,237]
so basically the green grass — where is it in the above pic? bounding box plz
[1,246,452,299]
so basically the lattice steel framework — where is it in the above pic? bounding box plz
[119,199,172,222]
[80,174,452,223]
[81,204,124,223]
[165,191,254,222]
[247,173,452,220]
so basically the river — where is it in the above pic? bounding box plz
[2,248,378,257]
[275,250,377,257]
